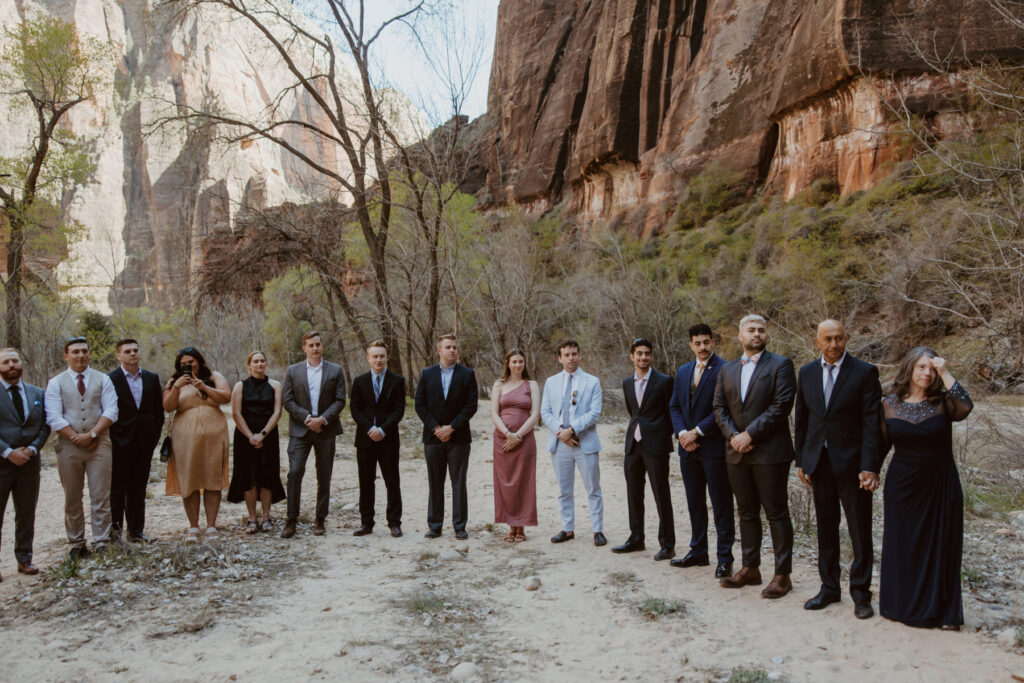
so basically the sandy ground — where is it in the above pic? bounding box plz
[1,401,1022,682]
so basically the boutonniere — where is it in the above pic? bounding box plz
[33,400,40,407]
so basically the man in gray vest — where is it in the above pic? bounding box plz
[45,337,119,559]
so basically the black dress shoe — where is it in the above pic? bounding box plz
[714,562,733,578]
[455,530,469,540]
[653,547,675,561]
[854,600,875,619]
[593,532,607,547]
[424,529,442,539]
[128,532,152,543]
[611,539,646,554]
[352,525,373,536]
[670,550,710,568]
[390,526,403,538]
[68,545,91,561]
[550,530,575,543]
[804,589,842,611]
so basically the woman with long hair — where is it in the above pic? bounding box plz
[879,346,973,629]
[490,349,540,542]
[227,351,285,533]
[162,347,231,541]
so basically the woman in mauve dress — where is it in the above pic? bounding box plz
[490,349,540,542]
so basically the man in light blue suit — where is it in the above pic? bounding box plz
[541,340,606,546]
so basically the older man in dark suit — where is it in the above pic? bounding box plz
[713,314,797,599]
[108,338,164,543]
[0,348,50,579]
[794,319,882,619]
[281,330,347,539]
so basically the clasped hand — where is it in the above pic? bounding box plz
[7,447,33,466]
[557,427,580,448]
[433,425,454,442]
[729,431,754,453]
[304,415,326,433]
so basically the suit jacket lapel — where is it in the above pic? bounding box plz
[296,364,312,412]
[0,384,21,424]
[826,358,854,414]
[741,353,768,408]
[809,361,827,413]
[112,370,138,416]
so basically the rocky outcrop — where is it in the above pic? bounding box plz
[480,0,1024,233]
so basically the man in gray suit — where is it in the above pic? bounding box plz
[713,315,797,599]
[281,331,346,538]
[0,348,50,579]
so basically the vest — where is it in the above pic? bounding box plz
[56,369,105,433]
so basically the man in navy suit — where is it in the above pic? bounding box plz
[108,339,164,543]
[349,340,406,538]
[414,334,478,540]
[668,324,735,578]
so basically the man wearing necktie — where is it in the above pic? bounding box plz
[44,337,119,559]
[612,338,675,560]
[349,340,406,537]
[712,315,796,598]
[794,320,882,619]
[0,348,50,579]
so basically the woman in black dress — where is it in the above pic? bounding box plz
[879,347,972,629]
[228,351,286,532]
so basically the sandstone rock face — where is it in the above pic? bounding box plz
[481,0,1024,232]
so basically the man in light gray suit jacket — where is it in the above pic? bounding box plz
[281,331,347,538]
[540,340,606,546]
[0,348,50,579]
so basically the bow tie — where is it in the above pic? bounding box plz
[740,356,759,366]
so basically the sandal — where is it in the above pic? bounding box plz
[185,527,200,542]
[245,520,259,534]
[261,518,274,532]
[205,527,219,540]
[503,531,517,543]
[514,530,527,542]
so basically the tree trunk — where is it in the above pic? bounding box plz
[4,212,25,349]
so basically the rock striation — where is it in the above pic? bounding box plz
[479,0,1024,233]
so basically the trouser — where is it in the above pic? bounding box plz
[680,453,735,564]
[624,444,675,549]
[727,459,793,575]
[425,442,470,532]
[357,443,402,527]
[811,449,874,602]
[56,440,112,547]
[551,441,603,533]
[111,437,155,536]
[0,462,40,563]
[286,433,336,522]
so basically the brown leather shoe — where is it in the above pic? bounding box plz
[719,566,762,588]
[281,520,297,539]
[17,562,39,575]
[313,518,326,536]
[760,574,792,599]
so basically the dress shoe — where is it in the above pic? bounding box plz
[110,527,122,542]
[593,532,607,547]
[352,525,373,536]
[670,550,709,568]
[854,600,875,619]
[653,547,675,561]
[804,589,841,611]
[17,562,39,575]
[424,529,442,539]
[455,530,469,540]
[128,532,153,543]
[281,520,297,539]
[714,562,733,579]
[720,566,762,588]
[611,539,645,554]
[550,530,575,543]
[760,574,793,599]
[68,545,91,561]
[92,541,109,554]
[313,518,326,536]
[390,526,403,538]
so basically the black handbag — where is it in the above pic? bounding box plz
[159,436,173,463]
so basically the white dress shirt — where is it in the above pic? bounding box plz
[821,352,847,397]
[121,365,144,408]
[0,378,35,459]
[44,367,119,432]
[739,353,761,402]
[306,361,323,417]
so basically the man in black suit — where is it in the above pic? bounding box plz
[108,338,164,543]
[668,323,735,578]
[612,338,675,560]
[0,348,50,579]
[350,340,406,538]
[713,314,797,599]
[794,319,882,619]
[414,334,478,540]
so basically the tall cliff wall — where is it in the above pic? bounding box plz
[480,0,1024,232]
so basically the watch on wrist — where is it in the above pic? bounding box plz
[90,432,98,439]
[259,430,267,436]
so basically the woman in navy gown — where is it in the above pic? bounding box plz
[879,347,972,629]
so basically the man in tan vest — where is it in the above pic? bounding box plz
[45,337,119,559]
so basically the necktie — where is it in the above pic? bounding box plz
[8,385,24,424]
[824,363,836,407]
[373,373,382,400]
[560,375,573,429]
[693,363,705,388]
[634,377,646,441]
[77,373,86,396]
